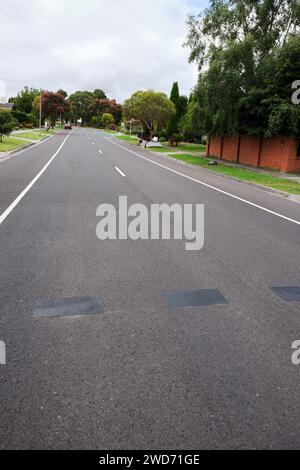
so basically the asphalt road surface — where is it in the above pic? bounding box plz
[0,128,300,450]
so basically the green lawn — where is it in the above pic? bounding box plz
[164,153,300,195]
[146,146,175,153]
[103,129,118,135]
[14,131,53,141]
[116,134,139,144]
[0,137,31,153]
[162,142,206,153]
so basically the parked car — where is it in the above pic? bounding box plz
[64,124,72,130]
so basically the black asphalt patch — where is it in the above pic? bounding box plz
[272,287,300,302]
[166,289,228,309]
[33,297,105,318]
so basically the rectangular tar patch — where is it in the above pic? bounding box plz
[166,289,228,309]
[272,287,300,302]
[33,297,105,318]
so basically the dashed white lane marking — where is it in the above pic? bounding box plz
[98,149,103,154]
[0,131,73,226]
[115,167,126,177]
[104,137,300,226]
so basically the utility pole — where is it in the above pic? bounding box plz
[39,95,42,130]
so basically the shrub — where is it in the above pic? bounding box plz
[0,112,17,142]
[91,116,103,128]
[102,113,115,128]
[173,133,184,143]
[27,113,38,127]
[11,110,28,124]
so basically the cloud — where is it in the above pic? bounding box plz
[1,0,207,101]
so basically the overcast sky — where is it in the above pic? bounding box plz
[1,0,209,102]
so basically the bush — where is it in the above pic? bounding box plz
[11,110,28,124]
[0,112,17,141]
[159,137,166,143]
[173,133,184,143]
[156,130,167,140]
[102,113,115,128]
[91,116,103,128]
[27,113,38,127]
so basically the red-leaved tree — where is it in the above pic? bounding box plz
[39,91,70,128]
[88,99,122,124]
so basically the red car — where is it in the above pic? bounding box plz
[64,124,72,130]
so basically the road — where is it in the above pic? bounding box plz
[0,128,300,450]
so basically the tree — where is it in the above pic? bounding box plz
[167,82,180,144]
[68,89,106,124]
[0,112,16,142]
[123,90,175,138]
[38,91,70,128]
[14,87,42,114]
[88,99,122,124]
[102,113,115,128]
[178,96,188,122]
[93,89,107,100]
[181,96,203,142]
[57,89,68,99]
[68,91,94,124]
[185,0,300,70]
[185,0,300,138]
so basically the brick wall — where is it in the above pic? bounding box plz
[209,137,222,158]
[222,135,239,162]
[260,136,284,170]
[239,135,261,166]
[207,135,300,173]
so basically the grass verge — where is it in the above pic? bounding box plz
[162,153,300,195]
[162,143,206,153]
[146,147,175,153]
[103,129,118,135]
[0,137,31,153]
[14,131,53,141]
[116,135,139,144]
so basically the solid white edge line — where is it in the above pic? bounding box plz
[0,130,74,226]
[115,166,126,177]
[104,137,300,226]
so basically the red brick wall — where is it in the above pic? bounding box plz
[208,137,222,158]
[282,138,300,173]
[207,135,300,173]
[239,136,261,166]
[260,136,284,170]
[222,135,239,162]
